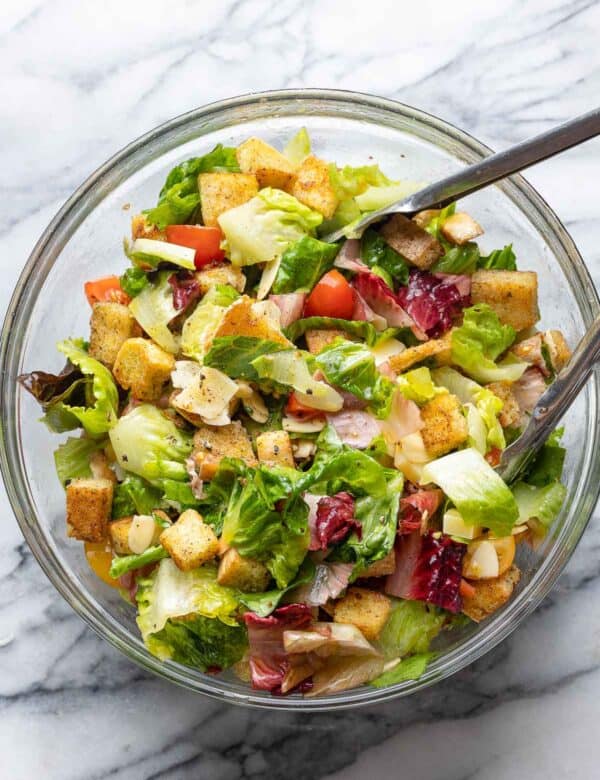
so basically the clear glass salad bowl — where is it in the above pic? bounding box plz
[1,89,599,710]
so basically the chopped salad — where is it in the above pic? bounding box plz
[20,129,570,697]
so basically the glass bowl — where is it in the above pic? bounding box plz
[1,89,599,711]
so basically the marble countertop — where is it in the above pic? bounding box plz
[3,1,600,777]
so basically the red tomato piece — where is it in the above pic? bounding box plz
[304,270,354,319]
[166,225,225,268]
[84,276,130,306]
[459,578,476,599]
[285,392,326,421]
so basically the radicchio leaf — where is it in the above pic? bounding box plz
[310,492,362,551]
[168,270,201,311]
[396,270,470,338]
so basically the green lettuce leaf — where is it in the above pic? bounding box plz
[283,127,311,164]
[109,545,169,579]
[478,244,517,271]
[237,559,316,617]
[354,181,421,212]
[124,238,196,271]
[432,243,480,274]
[112,474,163,518]
[252,350,343,411]
[512,480,566,531]
[271,235,339,294]
[44,339,119,437]
[360,228,409,287]
[314,340,395,417]
[128,271,180,353]
[451,304,526,383]
[146,144,240,229]
[284,316,396,347]
[329,163,392,200]
[422,447,519,536]
[54,436,106,486]
[109,404,193,486]
[370,652,434,687]
[219,188,322,267]
[377,599,446,660]
[180,285,240,360]
[522,428,566,486]
[120,266,149,298]
[397,366,445,405]
[204,336,289,381]
[423,203,456,240]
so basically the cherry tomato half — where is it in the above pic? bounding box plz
[84,276,130,306]
[304,270,354,319]
[285,392,326,421]
[166,224,225,268]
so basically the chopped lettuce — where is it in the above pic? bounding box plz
[120,266,149,298]
[283,127,311,164]
[219,188,322,267]
[204,336,288,381]
[109,545,169,579]
[109,404,193,486]
[423,203,456,240]
[146,144,240,229]
[522,428,566,486]
[252,350,343,411]
[397,367,446,405]
[451,304,526,383]
[54,436,106,486]
[314,340,395,417]
[422,447,519,536]
[354,181,421,212]
[377,599,446,660]
[129,271,180,353]
[112,474,163,519]
[43,340,119,437]
[370,652,434,687]
[180,285,240,360]
[329,163,392,200]
[360,228,409,287]
[512,481,566,531]
[271,235,339,294]
[432,243,480,274]
[284,317,396,347]
[125,238,196,271]
[478,244,517,271]
[473,387,505,450]
[237,559,316,617]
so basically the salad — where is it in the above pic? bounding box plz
[19,129,571,697]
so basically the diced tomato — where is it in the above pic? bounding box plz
[459,578,476,599]
[285,392,326,421]
[84,276,130,306]
[166,225,225,268]
[485,447,502,467]
[304,270,354,319]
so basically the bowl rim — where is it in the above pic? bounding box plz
[2,87,599,710]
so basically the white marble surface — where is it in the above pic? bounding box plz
[2,0,600,777]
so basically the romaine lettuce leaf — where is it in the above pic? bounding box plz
[237,559,316,617]
[512,480,566,530]
[478,244,517,271]
[125,238,196,271]
[109,545,169,579]
[283,127,311,164]
[522,428,566,486]
[397,367,446,405]
[204,336,289,381]
[451,304,526,383]
[421,447,519,536]
[218,188,322,267]
[284,316,396,347]
[180,285,240,360]
[377,599,446,660]
[354,181,421,212]
[54,436,106,486]
[120,266,149,298]
[252,350,343,411]
[129,271,180,353]
[314,340,396,417]
[370,652,434,687]
[146,144,240,229]
[360,228,409,287]
[432,243,480,274]
[271,235,339,294]
[111,474,163,518]
[329,163,392,200]
[109,404,193,486]
[423,203,456,240]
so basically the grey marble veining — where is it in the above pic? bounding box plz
[2,1,600,777]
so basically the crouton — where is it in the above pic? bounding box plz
[333,586,392,641]
[358,549,396,579]
[236,137,297,190]
[305,328,348,355]
[159,509,219,571]
[543,330,571,372]
[420,392,468,458]
[412,209,440,229]
[387,333,452,373]
[195,263,246,295]
[379,214,444,270]
[191,421,257,480]
[131,213,167,241]
[256,430,295,468]
[440,212,484,245]
[113,338,175,401]
[198,172,258,227]
[290,155,338,219]
[486,381,521,428]
[217,548,271,592]
[66,478,113,542]
[109,514,165,555]
[462,565,520,622]
[89,302,140,367]
[471,270,539,332]
[213,296,291,346]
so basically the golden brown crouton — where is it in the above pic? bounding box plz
[462,565,521,622]
[387,333,452,373]
[358,549,396,579]
[305,328,348,355]
[195,263,246,295]
[113,338,175,401]
[217,548,271,592]
[198,172,258,227]
[379,214,444,270]
[256,430,295,468]
[471,270,539,332]
[236,137,297,190]
[159,509,219,571]
[109,514,165,555]
[440,212,483,245]
[191,421,258,480]
[486,381,521,428]
[543,330,571,372]
[66,478,113,543]
[412,209,440,229]
[333,586,392,641]
[131,213,167,241]
[213,296,291,346]
[290,155,338,218]
[420,392,468,458]
[89,302,140,367]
